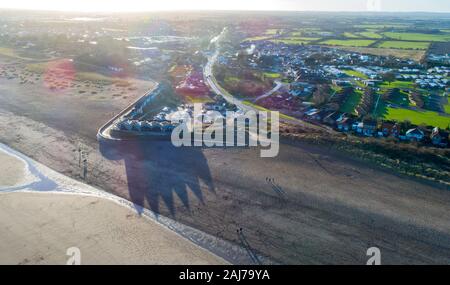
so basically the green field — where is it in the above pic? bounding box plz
[354,24,409,29]
[340,90,362,114]
[444,95,450,114]
[244,36,272,42]
[383,32,450,42]
[263,72,281,79]
[358,31,383,39]
[380,81,415,90]
[377,41,430,50]
[384,107,450,129]
[342,69,369,79]
[343,32,359,38]
[389,91,411,107]
[320,39,375,47]
[265,29,282,35]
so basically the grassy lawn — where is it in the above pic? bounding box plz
[185,96,214,104]
[342,69,369,79]
[383,32,450,42]
[263,72,281,79]
[444,95,450,114]
[320,39,375,47]
[340,90,362,114]
[242,101,297,121]
[380,81,415,89]
[377,41,430,50]
[384,107,450,128]
[389,90,411,107]
[358,31,383,39]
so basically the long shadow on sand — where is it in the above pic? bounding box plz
[99,139,215,216]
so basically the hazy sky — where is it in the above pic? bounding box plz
[0,0,449,13]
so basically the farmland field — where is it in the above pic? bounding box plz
[320,39,375,47]
[344,32,359,38]
[354,24,409,29]
[377,41,430,50]
[330,46,426,61]
[359,31,383,39]
[383,32,450,42]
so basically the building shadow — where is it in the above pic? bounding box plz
[99,138,215,216]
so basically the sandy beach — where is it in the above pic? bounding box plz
[0,149,27,187]
[0,146,227,265]
[0,192,226,265]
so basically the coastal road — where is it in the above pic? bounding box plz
[254,80,284,103]
[203,29,327,131]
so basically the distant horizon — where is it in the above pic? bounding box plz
[0,0,449,14]
[1,8,450,15]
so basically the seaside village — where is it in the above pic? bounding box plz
[113,80,239,138]
[113,38,448,147]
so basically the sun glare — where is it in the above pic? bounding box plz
[0,0,290,12]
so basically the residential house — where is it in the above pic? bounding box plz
[336,117,353,132]
[362,120,377,137]
[431,127,449,147]
[323,112,342,127]
[406,128,425,142]
[381,122,400,137]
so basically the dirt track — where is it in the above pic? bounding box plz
[1,74,450,264]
